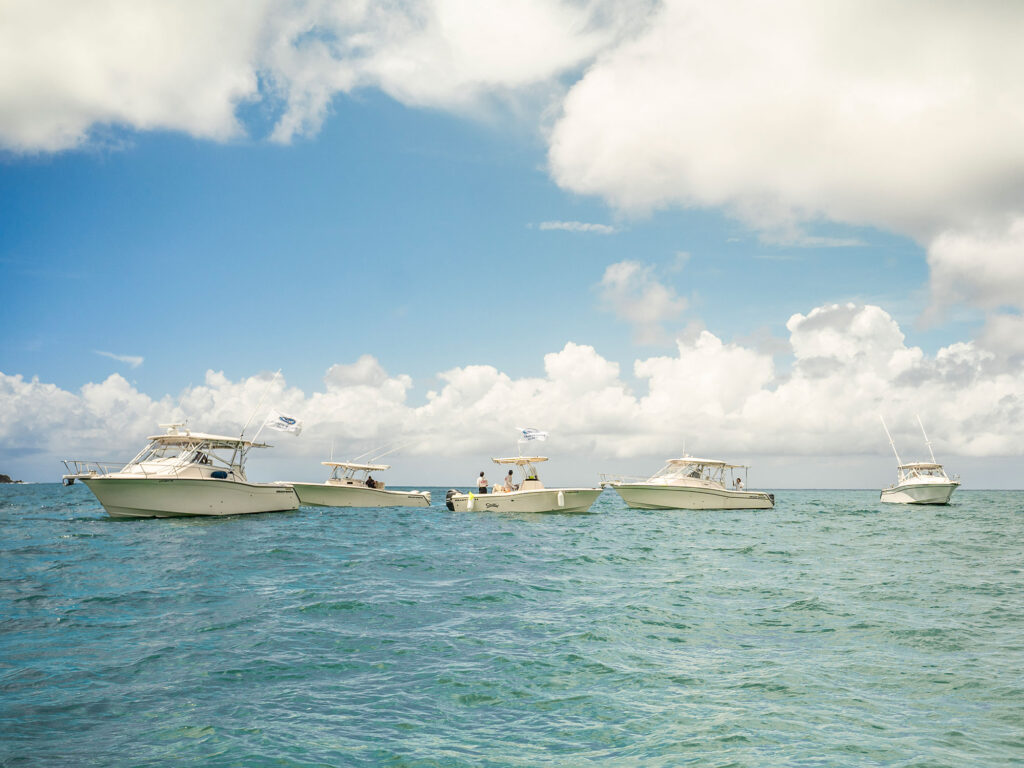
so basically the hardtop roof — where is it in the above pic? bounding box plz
[666,457,743,468]
[322,461,391,471]
[145,431,269,449]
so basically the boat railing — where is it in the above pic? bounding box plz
[62,460,126,478]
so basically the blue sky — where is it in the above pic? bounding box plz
[1,1,1022,486]
[1,92,962,396]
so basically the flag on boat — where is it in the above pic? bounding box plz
[518,427,548,442]
[264,410,303,435]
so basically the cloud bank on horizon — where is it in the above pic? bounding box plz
[3,303,1021,476]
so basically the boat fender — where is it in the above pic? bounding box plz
[557,490,565,507]
[467,492,474,511]
[445,489,457,511]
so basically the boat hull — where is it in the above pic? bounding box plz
[291,483,430,508]
[609,483,774,510]
[82,477,300,518]
[447,488,602,514]
[880,481,959,505]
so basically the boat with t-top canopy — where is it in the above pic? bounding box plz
[289,461,430,507]
[446,455,602,514]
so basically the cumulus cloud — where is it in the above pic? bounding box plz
[95,351,144,368]
[0,0,639,152]
[549,1,1024,235]
[4,304,1021,483]
[926,217,1024,317]
[547,0,1024,314]
[598,260,687,344]
[0,0,266,152]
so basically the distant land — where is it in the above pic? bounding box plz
[0,474,23,484]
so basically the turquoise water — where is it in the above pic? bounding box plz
[1,484,1022,767]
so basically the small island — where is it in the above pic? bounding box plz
[0,473,23,484]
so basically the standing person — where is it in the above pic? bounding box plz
[504,469,515,492]
[477,471,489,494]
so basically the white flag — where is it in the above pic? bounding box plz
[519,427,548,441]
[264,410,303,435]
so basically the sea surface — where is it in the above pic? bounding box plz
[1,484,1022,767]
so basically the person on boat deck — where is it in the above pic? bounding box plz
[366,475,376,489]
[734,477,744,490]
[503,469,516,492]
[477,471,488,494]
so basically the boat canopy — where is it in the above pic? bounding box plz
[898,462,944,470]
[492,456,548,465]
[648,457,752,488]
[666,457,745,469]
[322,461,390,472]
[145,431,270,450]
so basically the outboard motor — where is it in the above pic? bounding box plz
[445,489,458,511]
[768,493,775,505]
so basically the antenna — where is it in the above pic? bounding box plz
[916,414,938,464]
[369,438,415,463]
[240,369,281,441]
[880,415,902,465]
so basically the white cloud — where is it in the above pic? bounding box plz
[538,220,617,234]
[598,260,687,344]
[0,0,267,152]
[95,351,144,368]
[926,217,1024,317]
[0,0,638,152]
[547,0,1024,314]
[549,1,1024,236]
[4,303,1021,484]
[977,313,1024,359]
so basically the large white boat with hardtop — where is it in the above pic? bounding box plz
[602,456,774,510]
[63,423,299,518]
[879,415,960,505]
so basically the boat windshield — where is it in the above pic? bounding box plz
[898,465,949,481]
[651,461,725,484]
[129,439,244,474]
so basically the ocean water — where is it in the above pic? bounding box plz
[1,484,1022,767]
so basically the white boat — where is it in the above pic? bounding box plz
[602,457,774,510]
[445,456,602,514]
[63,424,300,518]
[289,462,430,508]
[879,416,960,505]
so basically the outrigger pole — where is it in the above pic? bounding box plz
[240,369,282,443]
[916,414,938,464]
[880,415,902,466]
